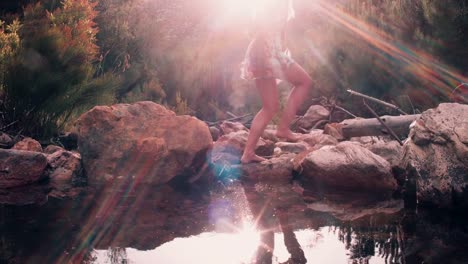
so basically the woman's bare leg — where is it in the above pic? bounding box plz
[241,78,279,164]
[276,63,313,141]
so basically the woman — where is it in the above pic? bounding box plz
[240,0,313,163]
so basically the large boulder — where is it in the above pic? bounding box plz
[75,101,213,186]
[297,141,396,198]
[0,149,48,188]
[401,103,468,208]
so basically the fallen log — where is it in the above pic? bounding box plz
[326,114,421,139]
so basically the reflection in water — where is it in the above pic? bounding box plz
[1,180,468,264]
[91,227,391,264]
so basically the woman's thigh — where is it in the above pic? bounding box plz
[284,63,312,87]
[255,78,279,111]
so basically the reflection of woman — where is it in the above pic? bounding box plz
[241,0,313,163]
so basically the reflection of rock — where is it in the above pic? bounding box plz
[0,184,49,205]
[0,149,48,188]
[401,103,468,208]
[75,101,212,186]
[12,137,42,152]
[297,142,397,198]
[306,199,403,222]
[0,184,212,263]
[402,211,468,264]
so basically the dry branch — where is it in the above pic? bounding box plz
[364,100,403,145]
[347,89,408,115]
[339,114,420,139]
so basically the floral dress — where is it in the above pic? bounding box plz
[241,0,295,81]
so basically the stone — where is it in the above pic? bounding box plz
[298,141,396,197]
[296,105,330,130]
[323,123,345,140]
[210,130,274,165]
[12,137,42,152]
[236,154,295,184]
[365,140,403,169]
[46,149,82,186]
[300,129,338,147]
[44,145,64,154]
[275,141,309,154]
[209,126,221,141]
[0,149,48,188]
[402,103,468,208]
[219,121,248,135]
[0,132,13,148]
[75,101,213,186]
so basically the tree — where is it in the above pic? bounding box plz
[2,0,118,137]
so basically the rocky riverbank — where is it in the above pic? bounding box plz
[0,102,466,210]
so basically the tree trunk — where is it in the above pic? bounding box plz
[334,114,421,139]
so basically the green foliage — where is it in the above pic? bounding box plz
[1,0,466,136]
[0,19,20,92]
[172,91,193,115]
[2,1,118,137]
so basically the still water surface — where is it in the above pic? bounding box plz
[1,181,467,264]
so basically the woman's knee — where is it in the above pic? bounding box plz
[303,75,313,88]
[262,102,280,117]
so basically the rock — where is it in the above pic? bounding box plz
[46,149,82,187]
[0,149,48,188]
[298,141,396,198]
[75,101,213,186]
[262,129,279,143]
[296,105,330,130]
[236,154,295,184]
[402,103,468,208]
[275,141,309,154]
[209,126,221,141]
[12,137,42,152]
[0,132,13,148]
[366,140,403,168]
[350,137,403,168]
[210,130,274,165]
[219,121,248,135]
[44,145,64,154]
[323,123,345,141]
[300,129,338,147]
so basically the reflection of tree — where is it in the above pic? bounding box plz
[107,247,128,264]
[336,223,405,263]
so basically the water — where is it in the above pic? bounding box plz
[1,181,467,264]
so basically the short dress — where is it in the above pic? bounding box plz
[241,0,295,81]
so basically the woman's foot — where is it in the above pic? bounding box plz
[276,129,300,142]
[240,153,267,164]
